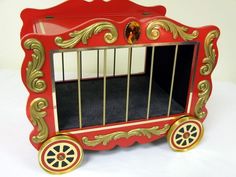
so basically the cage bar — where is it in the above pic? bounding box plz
[103,49,107,126]
[146,46,155,119]
[62,52,65,81]
[77,51,83,128]
[167,45,179,116]
[97,50,100,78]
[125,47,132,122]
[113,48,116,76]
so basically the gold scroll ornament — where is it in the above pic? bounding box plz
[200,30,220,75]
[30,98,49,143]
[55,22,118,49]
[195,80,211,119]
[146,19,199,41]
[24,39,46,93]
[82,124,170,147]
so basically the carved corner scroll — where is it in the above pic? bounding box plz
[24,39,46,93]
[146,19,199,41]
[30,98,49,143]
[55,22,118,49]
[200,30,220,75]
[82,124,170,147]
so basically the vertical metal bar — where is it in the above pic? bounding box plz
[62,52,65,81]
[146,46,155,119]
[80,52,82,79]
[77,51,82,128]
[97,50,100,78]
[103,49,107,126]
[113,48,116,76]
[167,45,179,116]
[125,47,132,122]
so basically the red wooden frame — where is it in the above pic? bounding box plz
[21,0,220,152]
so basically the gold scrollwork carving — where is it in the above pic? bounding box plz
[55,22,118,49]
[146,19,199,41]
[200,30,220,75]
[30,98,49,143]
[195,80,211,119]
[24,39,46,93]
[82,124,170,147]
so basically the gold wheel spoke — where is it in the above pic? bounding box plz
[50,148,58,155]
[64,159,71,165]
[58,161,63,168]
[189,125,195,132]
[176,138,183,145]
[183,126,188,133]
[51,160,59,167]
[46,155,56,160]
[191,131,198,138]
[176,135,183,141]
[177,131,184,135]
[181,140,187,146]
[65,147,73,154]
[59,145,64,153]
[66,154,75,158]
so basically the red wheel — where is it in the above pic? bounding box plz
[167,117,204,152]
[38,136,84,174]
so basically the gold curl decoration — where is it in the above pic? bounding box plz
[30,98,49,143]
[146,19,199,41]
[55,22,118,49]
[200,30,220,75]
[24,39,46,93]
[82,124,170,147]
[195,80,211,119]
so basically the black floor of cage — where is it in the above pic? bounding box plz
[55,75,185,130]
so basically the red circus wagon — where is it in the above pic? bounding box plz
[20,0,220,174]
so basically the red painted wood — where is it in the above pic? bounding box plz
[21,0,220,151]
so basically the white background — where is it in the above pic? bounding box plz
[0,0,236,177]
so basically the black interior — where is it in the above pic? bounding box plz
[55,44,196,131]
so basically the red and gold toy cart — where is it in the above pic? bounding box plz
[21,0,220,174]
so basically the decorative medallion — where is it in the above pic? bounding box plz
[195,80,211,119]
[146,19,199,41]
[24,38,46,93]
[30,98,49,143]
[55,22,118,49]
[125,21,141,44]
[200,30,220,75]
[82,124,170,147]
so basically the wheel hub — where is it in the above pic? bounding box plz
[57,153,66,161]
[183,132,190,139]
